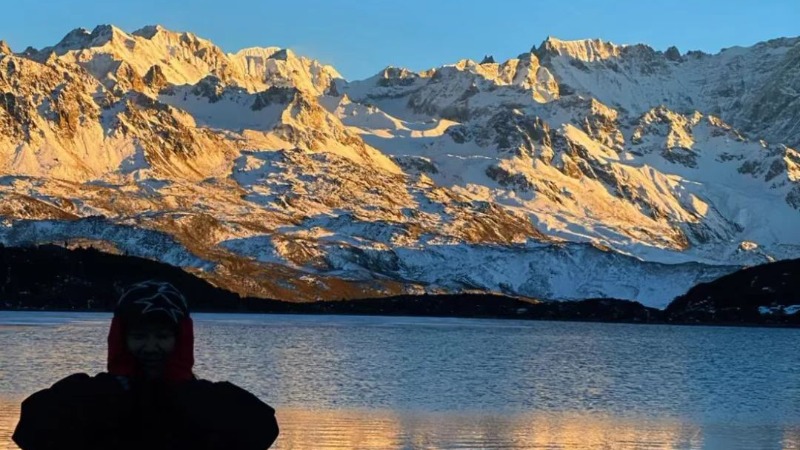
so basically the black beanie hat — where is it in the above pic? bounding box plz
[115,280,189,327]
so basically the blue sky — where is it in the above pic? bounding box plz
[3,0,798,80]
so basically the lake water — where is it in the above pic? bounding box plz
[0,311,799,449]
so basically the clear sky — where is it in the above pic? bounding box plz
[2,0,798,80]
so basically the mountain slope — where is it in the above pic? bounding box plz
[0,25,798,307]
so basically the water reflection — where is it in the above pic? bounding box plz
[0,398,19,449]
[3,401,798,449]
[785,429,800,450]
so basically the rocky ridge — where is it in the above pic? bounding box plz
[0,25,798,307]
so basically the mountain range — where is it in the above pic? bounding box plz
[0,25,798,308]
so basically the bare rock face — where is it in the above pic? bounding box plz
[0,54,101,143]
[190,75,227,102]
[111,61,146,94]
[113,92,236,179]
[786,186,800,210]
[0,40,11,55]
[251,86,299,110]
[735,42,800,148]
[479,108,551,157]
[664,46,682,62]
[581,99,623,151]
[143,64,168,92]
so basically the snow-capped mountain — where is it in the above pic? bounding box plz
[0,25,797,307]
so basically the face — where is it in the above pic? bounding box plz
[125,322,177,380]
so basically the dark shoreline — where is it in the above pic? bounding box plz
[4,305,800,330]
[1,244,798,329]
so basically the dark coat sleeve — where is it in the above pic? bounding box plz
[172,380,279,450]
[12,373,128,450]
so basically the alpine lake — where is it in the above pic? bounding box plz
[1,312,798,449]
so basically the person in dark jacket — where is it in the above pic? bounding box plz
[12,280,279,450]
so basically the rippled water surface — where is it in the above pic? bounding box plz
[1,312,799,449]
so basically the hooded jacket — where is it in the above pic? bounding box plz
[12,281,279,450]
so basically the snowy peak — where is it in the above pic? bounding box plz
[343,54,559,121]
[128,24,227,65]
[46,24,129,54]
[535,36,626,62]
[231,46,285,60]
[448,54,559,97]
[378,66,422,82]
[27,25,340,96]
[532,36,665,65]
[228,46,342,95]
[536,35,800,147]
[28,24,229,92]
[131,24,168,39]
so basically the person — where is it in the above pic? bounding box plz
[12,280,279,450]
